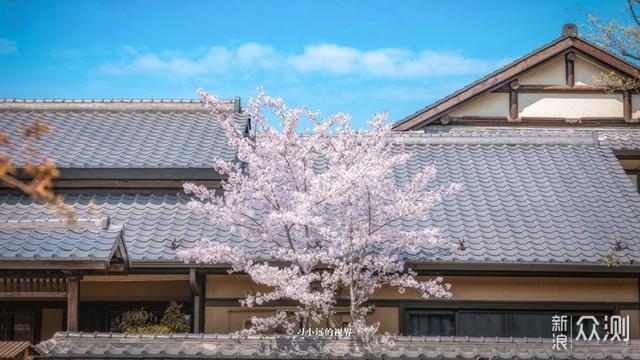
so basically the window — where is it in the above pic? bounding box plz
[405,309,612,338]
[458,312,504,337]
[12,313,34,341]
[406,312,454,336]
[107,313,121,332]
[0,312,36,342]
[511,313,553,338]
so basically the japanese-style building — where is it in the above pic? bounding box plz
[3,23,640,358]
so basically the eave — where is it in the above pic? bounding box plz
[129,259,640,277]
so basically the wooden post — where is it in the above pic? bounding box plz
[190,268,201,333]
[508,80,519,121]
[624,90,632,122]
[66,277,79,331]
[566,52,575,88]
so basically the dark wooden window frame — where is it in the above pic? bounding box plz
[204,298,629,337]
[401,303,617,337]
[403,309,456,336]
[0,301,65,343]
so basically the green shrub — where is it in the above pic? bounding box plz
[117,308,155,332]
[125,324,172,334]
[159,301,190,333]
[118,302,190,333]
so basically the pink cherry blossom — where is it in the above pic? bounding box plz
[178,88,460,338]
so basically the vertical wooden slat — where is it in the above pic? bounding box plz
[508,80,519,121]
[624,90,632,122]
[190,268,201,333]
[67,277,79,331]
[565,52,575,88]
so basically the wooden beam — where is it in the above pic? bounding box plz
[0,260,109,270]
[624,90,633,122]
[49,179,222,189]
[193,293,201,333]
[572,39,640,77]
[66,277,79,332]
[189,268,200,296]
[190,268,201,333]
[508,80,519,121]
[0,292,67,300]
[447,115,630,126]
[198,272,205,333]
[495,84,612,93]
[82,274,189,282]
[565,52,575,87]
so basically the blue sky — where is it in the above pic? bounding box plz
[0,0,631,127]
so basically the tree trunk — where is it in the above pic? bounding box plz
[349,282,358,327]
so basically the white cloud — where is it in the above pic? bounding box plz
[292,45,509,78]
[101,46,235,76]
[0,38,17,54]
[289,44,360,74]
[236,43,278,68]
[100,42,509,80]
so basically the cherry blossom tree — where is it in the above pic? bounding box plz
[179,89,460,337]
[0,120,75,221]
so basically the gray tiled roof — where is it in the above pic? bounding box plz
[600,131,640,151]
[394,142,640,265]
[0,226,122,262]
[36,332,640,359]
[421,126,640,152]
[0,193,233,265]
[2,135,640,268]
[0,100,248,168]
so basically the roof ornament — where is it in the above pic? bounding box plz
[169,237,183,250]
[562,23,578,37]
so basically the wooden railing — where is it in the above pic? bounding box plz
[0,277,69,299]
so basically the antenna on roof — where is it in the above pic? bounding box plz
[562,23,578,37]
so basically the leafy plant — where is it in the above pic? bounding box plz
[159,301,190,333]
[602,248,622,267]
[117,308,155,332]
[117,302,190,333]
[125,324,172,334]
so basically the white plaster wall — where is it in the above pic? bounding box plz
[632,94,640,119]
[450,93,509,117]
[519,93,623,118]
[575,56,610,86]
[519,57,565,85]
